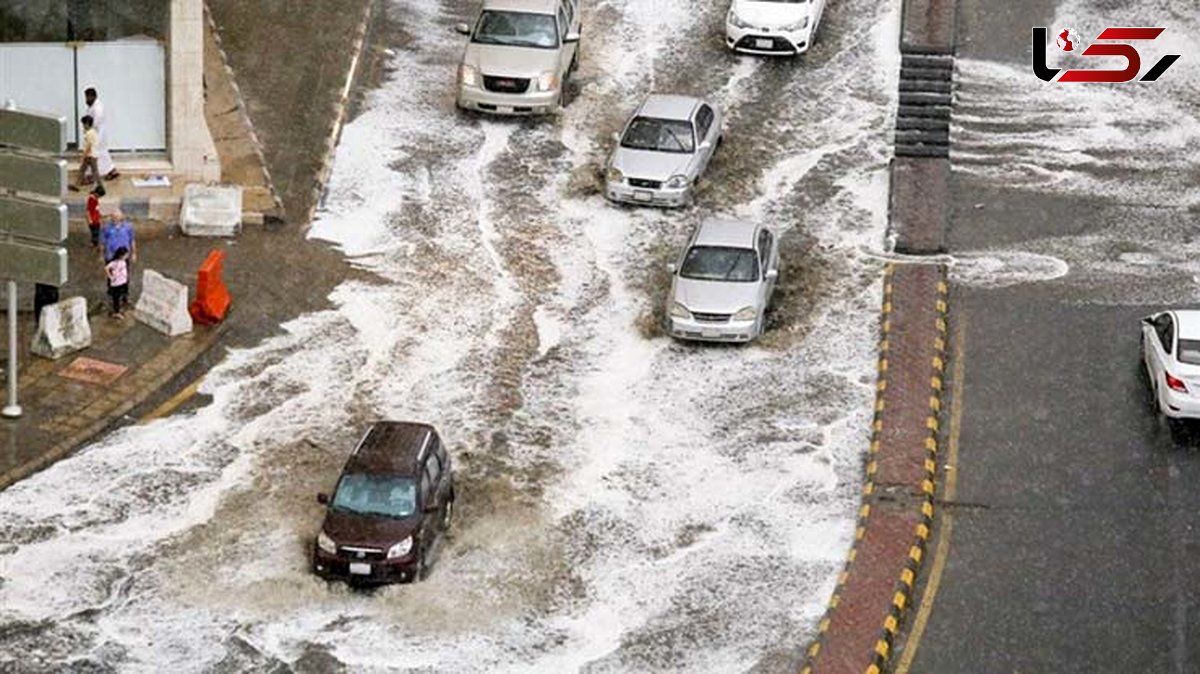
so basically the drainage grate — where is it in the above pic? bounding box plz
[894,52,954,158]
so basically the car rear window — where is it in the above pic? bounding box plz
[1178,339,1200,365]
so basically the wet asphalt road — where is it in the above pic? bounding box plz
[900,0,1200,670]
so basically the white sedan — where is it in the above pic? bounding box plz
[1141,310,1200,419]
[725,0,826,56]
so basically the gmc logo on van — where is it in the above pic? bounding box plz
[1032,27,1181,83]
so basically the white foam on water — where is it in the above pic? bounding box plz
[951,0,1200,207]
[950,251,1071,288]
[0,0,901,670]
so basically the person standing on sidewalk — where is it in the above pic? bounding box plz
[86,186,105,249]
[74,116,103,192]
[105,247,130,318]
[84,88,120,182]
[100,209,136,264]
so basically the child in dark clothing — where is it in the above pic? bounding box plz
[105,246,130,318]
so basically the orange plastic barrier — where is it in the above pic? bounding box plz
[189,249,231,324]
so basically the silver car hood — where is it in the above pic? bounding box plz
[672,276,760,313]
[463,43,560,77]
[610,147,693,181]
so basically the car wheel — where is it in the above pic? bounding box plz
[1140,358,1157,411]
[411,549,427,583]
[558,82,573,112]
[441,495,455,530]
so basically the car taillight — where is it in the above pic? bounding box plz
[1166,372,1188,392]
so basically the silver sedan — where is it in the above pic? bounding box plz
[605,94,723,208]
[666,218,780,343]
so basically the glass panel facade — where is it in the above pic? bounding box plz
[1,0,169,43]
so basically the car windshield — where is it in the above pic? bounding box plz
[331,474,418,519]
[680,246,760,282]
[472,11,559,49]
[621,117,695,153]
[1179,339,1200,365]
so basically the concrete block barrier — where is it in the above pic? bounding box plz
[135,270,194,337]
[31,297,92,360]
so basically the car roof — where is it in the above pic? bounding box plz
[481,0,561,14]
[637,94,703,121]
[347,421,437,476]
[1174,310,1200,340]
[693,218,758,248]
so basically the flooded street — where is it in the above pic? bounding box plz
[0,0,899,671]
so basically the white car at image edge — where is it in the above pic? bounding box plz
[725,0,826,56]
[1142,310,1200,420]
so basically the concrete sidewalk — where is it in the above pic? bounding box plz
[0,218,226,490]
[0,0,382,490]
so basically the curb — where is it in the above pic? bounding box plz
[0,323,227,491]
[869,274,948,673]
[305,0,377,226]
[801,0,958,667]
[799,265,949,674]
[203,1,286,220]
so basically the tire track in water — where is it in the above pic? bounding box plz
[0,0,899,670]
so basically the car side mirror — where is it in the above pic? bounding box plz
[424,503,440,514]
[666,262,677,274]
[564,31,581,43]
[611,131,621,143]
[765,269,778,280]
[317,493,329,505]
[699,140,712,150]
[455,22,471,35]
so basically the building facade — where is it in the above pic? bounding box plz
[0,0,219,181]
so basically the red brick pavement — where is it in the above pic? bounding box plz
[801,265,948,674]
[812,508,922,673]
[876,265,944,493]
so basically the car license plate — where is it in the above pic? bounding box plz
[349,562,372,575]
[755,38,773,49]
[497,105,514,114]
[702,329,721,338]
[633,190,653,202]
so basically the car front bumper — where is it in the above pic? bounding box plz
[668,315,758,342]
[725,23,811,55]
[457,83,560,115]
[312,546,419,584]
[606,179,692,208]
[1158,386,1200,419]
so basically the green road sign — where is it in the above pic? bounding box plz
[0,240,67,286]
[0,150,66,198]
[0,195,67,243]
[0,108,66,154]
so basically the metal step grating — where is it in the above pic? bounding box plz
[894,51,956,158]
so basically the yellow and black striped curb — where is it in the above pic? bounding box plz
[798,264,898,672]
[799,266,950,674]
[868,275,948,674]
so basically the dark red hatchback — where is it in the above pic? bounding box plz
[312,421,455,584]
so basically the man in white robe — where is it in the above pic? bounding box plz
[84,87,119,180]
